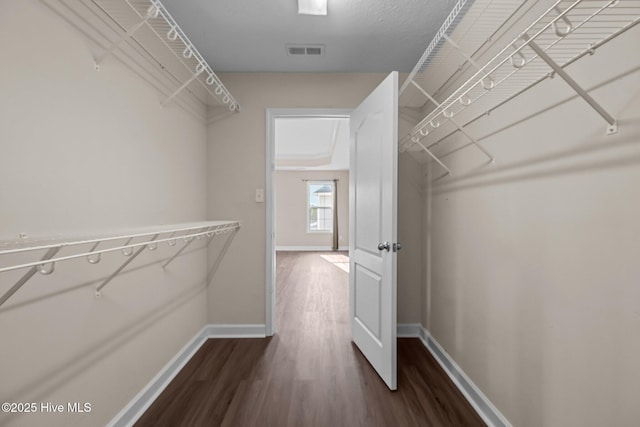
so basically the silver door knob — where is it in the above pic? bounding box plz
[394,243,403,252]
[377,242,390,251]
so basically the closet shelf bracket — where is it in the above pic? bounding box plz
[442,34,495,91]
[0,247,61,308]
[414,138,452,177]
[399,0,471,95]
[95,234,159,297]
[94,4,159,70]
[161,67,205,108]
[206,227,239,284]
[409,80,495,164]
[0,221,240,306]
[89,0,240,112]
[522,34,618,135]
[161,227,202,269]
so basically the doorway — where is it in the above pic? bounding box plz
[265,109,352,335]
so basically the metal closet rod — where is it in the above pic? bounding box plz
[0,222,240,274]
[0,222,237,257]
[0,222,240,306]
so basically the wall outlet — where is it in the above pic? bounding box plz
[255,189,265,203]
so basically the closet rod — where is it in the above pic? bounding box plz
[0,223,239,274]
[0,222,240,307]
[0,223,236,257]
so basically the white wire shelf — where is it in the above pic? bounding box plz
[91,0,240,111]
[0,220,240,305]
[399,0,640,171]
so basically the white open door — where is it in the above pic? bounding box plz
[349,72,398,390]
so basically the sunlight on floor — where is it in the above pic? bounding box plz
[320,254,349,273]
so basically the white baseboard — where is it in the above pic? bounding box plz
[397,323,422,337]
[415,326,512,427]
[107,324,266,427]
[204,323,267,338]
[275,246,348,251]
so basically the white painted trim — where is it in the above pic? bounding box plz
[396,323,422,337]
[266,108,353,338]
[106,325,209,427]
[275,246,349,252]
[417,326,512,427]
[204,324,267,338]
[107,324,267,426]
[266,109,276,336]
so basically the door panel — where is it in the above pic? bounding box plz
[349,72,398,390]
[354,113,383,256]
[354,263,382,339]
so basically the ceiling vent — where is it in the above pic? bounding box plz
[287,44,325,56]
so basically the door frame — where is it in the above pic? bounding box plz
[265,108,353,336]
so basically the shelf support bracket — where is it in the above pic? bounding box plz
[206,228,239,285]
[0,247,61,308]
[161,228,208,270]
[161,68,205,107]
[442,35,495,90]
[410,80,495,163]
[94,5,159,70]
[95,234,159,297]
[413,139,452,176]
[523,34,618,135]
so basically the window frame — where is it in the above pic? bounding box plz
[306,180,334,234]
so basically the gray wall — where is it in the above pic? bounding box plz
[0,2,209,425]
[205,73,424,325]
[422,24,640,427]
[275,170,349,249]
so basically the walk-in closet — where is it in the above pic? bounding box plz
[1,0,639,426]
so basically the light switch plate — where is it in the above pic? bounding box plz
[255,189,265,203]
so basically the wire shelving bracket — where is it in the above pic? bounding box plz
[0,221,241,305]
[92,0,240,112]
[400,0,640,172]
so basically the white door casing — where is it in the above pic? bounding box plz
[349,72,398,390]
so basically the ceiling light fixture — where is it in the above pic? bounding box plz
[298,0,327,16]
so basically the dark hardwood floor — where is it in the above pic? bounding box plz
[136,251,485,427]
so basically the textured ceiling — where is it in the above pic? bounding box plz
[160,0,456,72]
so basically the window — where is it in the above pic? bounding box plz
[307,181,334,233]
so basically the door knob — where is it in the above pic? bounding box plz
[377,242,391,251]
[394,243,402,252]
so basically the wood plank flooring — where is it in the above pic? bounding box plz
[136,251,485,427]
